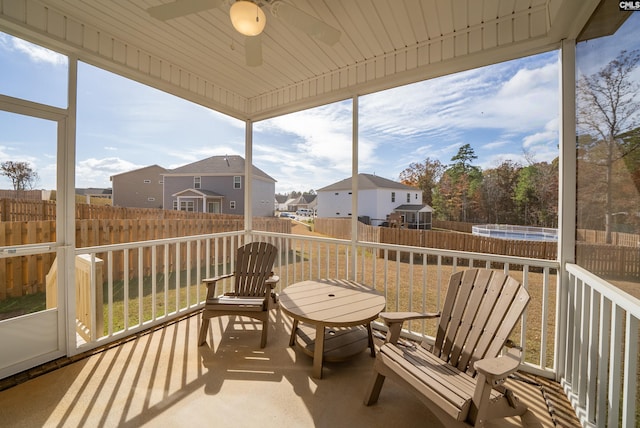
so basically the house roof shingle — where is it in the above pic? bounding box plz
[317,173,417,192]
[166,155,276,182]
[394,204,433,212]
[110,164,167,179]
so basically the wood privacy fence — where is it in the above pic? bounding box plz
[576,243,640,280]
[0,198,280,222]
[576,229,640,247]
[0,216,290,301]
[315,218,556,259]
[314,218,380,242]
[378,227,558,262]
[315,218,639,279]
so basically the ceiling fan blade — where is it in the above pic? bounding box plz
[147,0,225,21]
[245,34,263,67]
[270,1,341,46]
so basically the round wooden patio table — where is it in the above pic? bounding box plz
[279,278,386,379]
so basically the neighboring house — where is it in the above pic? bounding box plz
[275,194,288,211]
[317,173,430,228]
[110,165,167,208]
[282,197,297,212]
[162,155,276,217]
[289,194,317,213]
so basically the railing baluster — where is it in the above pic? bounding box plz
[622,313,638,428]
[138,248,143,325]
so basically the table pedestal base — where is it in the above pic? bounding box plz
[289,320,376,378]
[294,322,371,362]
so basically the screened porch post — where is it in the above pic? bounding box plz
[62,55,78,356]
[349,96,359,280]
[556,38,577,380]
[244,119,253,237]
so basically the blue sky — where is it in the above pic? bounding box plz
[1,13,637,194]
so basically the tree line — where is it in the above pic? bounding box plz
[399,145,559,227]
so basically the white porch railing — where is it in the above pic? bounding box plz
[563,263,640,428]
[73,231,640,426]
[76,231,559,374]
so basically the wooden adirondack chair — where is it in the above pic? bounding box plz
[364,268,530,427]
[198,241,279,348]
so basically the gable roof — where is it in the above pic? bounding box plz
[110,164,168,180]
[394,204,433,213]
[297,194,317,204]
[172,188,225,198]
[275,195,289,204]
[165,155,276,182]
[317,173,417,192]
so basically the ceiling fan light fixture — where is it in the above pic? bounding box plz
[230,1,266,36]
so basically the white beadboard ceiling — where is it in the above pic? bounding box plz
[0,0,613,121]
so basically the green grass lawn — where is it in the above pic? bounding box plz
[0,293,46,321]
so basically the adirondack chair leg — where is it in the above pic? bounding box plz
[469,374,527,427]
[260,318,268,348]
[198,317,210,346]
[363,371,386,405]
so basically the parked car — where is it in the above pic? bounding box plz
[280,212,294,218]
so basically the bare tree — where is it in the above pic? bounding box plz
[577,49,640,243]
[0,161,40,194]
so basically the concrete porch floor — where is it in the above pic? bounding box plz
[0,307,580,427]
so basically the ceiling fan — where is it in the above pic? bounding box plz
[147,0,341,67]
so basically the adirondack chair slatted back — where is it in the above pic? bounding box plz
[433,268,530,377]
[233,242,277,297]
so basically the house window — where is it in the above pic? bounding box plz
[407,193,410,203]
[415,193,418,200]
[194,176,201,189]
[173,201,178,210]
[147,197,155,201]
[143,179,151,184]
[180,201,194,211]
[230,201,236,209]
[391,192,395,202]
[233,176,241,189]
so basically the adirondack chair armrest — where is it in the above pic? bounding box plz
[265,274,280,288]
[203,273,235,284]
[379,311,441,344]
[203,273,235,300]
[473,347,522,386]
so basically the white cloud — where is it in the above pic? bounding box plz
[76,157,143,187]
[8,36,67,66]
